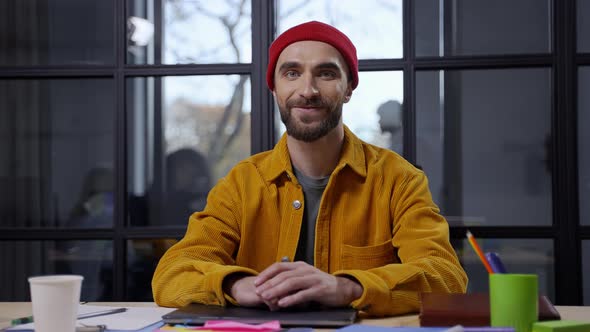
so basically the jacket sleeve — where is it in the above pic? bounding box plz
[334,171,468,316]
[152,176,257,308]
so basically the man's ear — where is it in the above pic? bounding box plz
[344,85,352,103]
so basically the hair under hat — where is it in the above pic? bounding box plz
[266,21,359,91]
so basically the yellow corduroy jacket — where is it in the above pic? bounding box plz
[152,126,468,316]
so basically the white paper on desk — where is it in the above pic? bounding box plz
[78,306,175,330]
[9,305,176,331]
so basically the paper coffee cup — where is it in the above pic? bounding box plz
[28,275,84,332]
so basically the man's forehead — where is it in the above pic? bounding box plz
[276,40,347,68]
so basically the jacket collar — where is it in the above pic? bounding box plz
[264,125,367,183]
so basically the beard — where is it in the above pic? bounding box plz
[278,95,343,142]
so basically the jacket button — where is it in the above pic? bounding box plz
[292,200,302,209]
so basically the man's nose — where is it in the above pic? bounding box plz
[299,74,319,99]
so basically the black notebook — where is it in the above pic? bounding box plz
[162,303,358,328]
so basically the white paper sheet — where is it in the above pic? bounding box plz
[9,304,175,331]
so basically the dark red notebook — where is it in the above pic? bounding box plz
[419,292,561,327]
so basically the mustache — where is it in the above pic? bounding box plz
[286,97,328,109]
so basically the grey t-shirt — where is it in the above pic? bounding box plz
[292,167,330,265]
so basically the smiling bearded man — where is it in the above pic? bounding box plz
[152,20,468,317]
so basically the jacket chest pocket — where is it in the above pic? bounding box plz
[340,240,398,270]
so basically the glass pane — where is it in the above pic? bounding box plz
[452,238,555,301]
[274,71,404,155]
[416,69,552,226]
[0,79,115,228]
[275,0,403,59]
[414,0,551,56]
[127,75,251,227]
[578,0,590,53]
[127,0,252,64]
[584,241,590,305]
[0,240,113,301]
[0,0,114,66]
[127,238,177,301]
[345,71,404,154]
[579,67,590,226]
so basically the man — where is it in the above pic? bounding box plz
[152,21,467,316]
[377,100,403,155]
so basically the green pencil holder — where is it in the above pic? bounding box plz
[490,273,538,332]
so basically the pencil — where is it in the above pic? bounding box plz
[466,230,494,274]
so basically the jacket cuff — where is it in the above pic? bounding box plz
[334,269,420,316]
[334,270,382,313]
[214,266,258,305]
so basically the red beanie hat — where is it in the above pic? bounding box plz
[266,21,359,91]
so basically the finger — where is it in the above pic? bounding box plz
[263,298,280,311]
[254,262,295,286]
[258,274,317,302]
[258,261,313,288]
[277,287,320,308]
[255,262,305,292]
[256,266,306,296]
[232,278,268,307]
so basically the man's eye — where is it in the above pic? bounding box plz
[319,71,336,79]
[285,71,299,78]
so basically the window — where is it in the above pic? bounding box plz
[414,0,551,56]
[127,75,251,227]
[578,0,590,53]
[346,72,404,154]
[416,69,552,227]
[0,79,115,228]
[127,239,176,300]
[0,0,114,66]
[127,1,252,64]
[0,241,113,301]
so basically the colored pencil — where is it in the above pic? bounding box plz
[466,230,494,274]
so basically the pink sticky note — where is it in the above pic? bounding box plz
[155,326,213,331]
[193,320,281,332]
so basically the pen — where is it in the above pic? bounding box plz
[485,252,507,273]
[11,307,127,326]
[77,324,106,332]
[466,230,494,274]
[78,307,127,320]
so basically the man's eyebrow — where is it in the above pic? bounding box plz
[315,62,342,71]
[277,61,301,72]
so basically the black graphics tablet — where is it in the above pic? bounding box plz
[162,303,358,328]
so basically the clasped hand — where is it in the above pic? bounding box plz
[225,261,362,310]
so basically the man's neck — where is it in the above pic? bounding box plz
[287,124,345,179]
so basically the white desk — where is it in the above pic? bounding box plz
[1,302,589,330]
